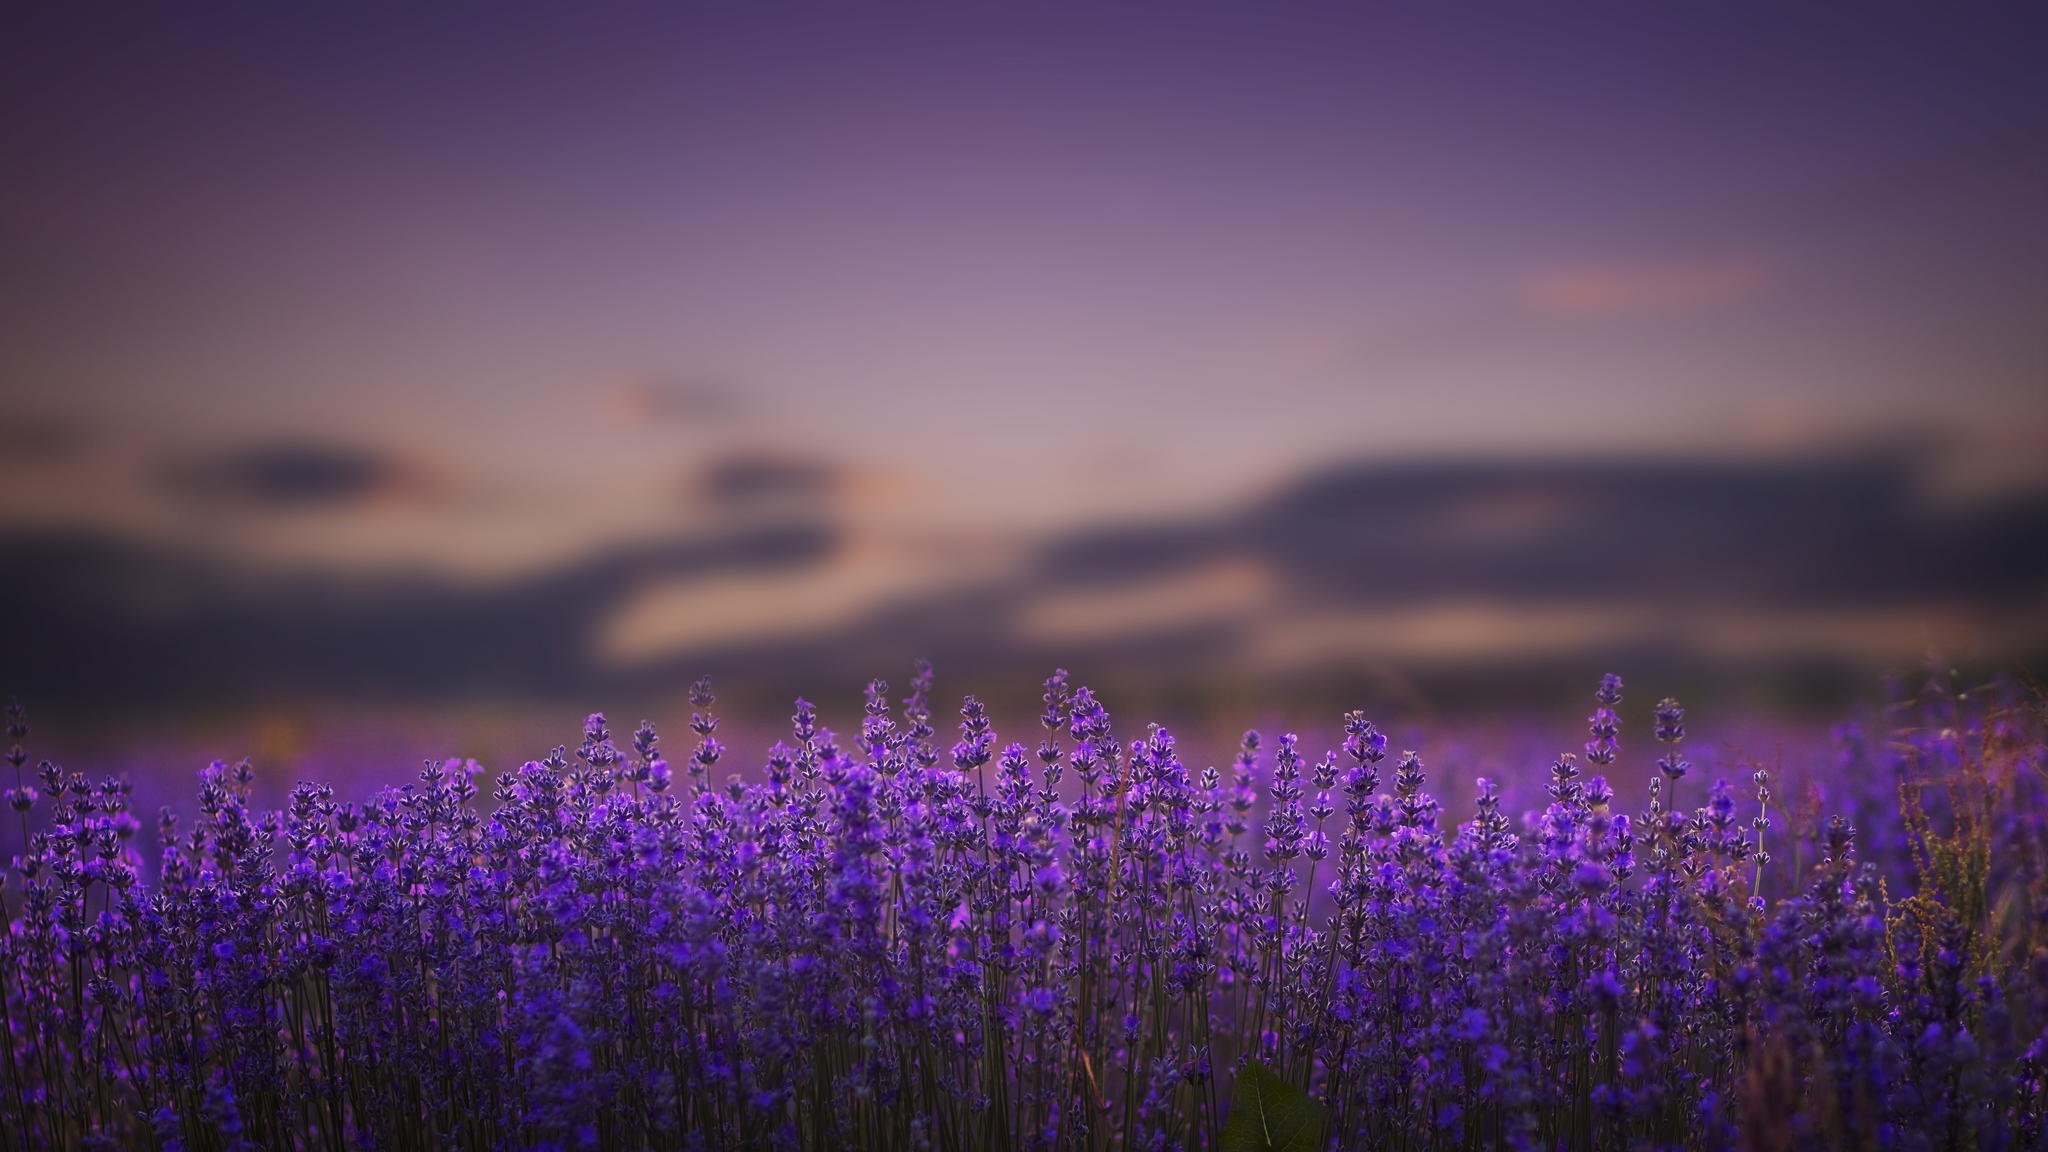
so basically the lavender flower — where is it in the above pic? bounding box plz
[0,672,2038,1150]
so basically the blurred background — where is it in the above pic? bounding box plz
[3,3,2046,774]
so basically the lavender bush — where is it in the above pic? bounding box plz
[3,667,2045,1151]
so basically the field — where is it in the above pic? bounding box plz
[2,666,2043,1150]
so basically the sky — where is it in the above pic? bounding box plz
[3,2,2046,712]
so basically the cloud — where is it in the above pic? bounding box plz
[1026,450,2048,653]
[7,448,2047,709]
[1015,555,1275,644]
[155,441,430,512]
[695,453,840,513]
[0,412,91,464]
[1518,258,1771,320]
[0,522,834,703]
[604,377,746,427]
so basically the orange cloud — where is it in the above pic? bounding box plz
[1015,556,1277,644]
[1519,258,1771,320]
[603,376,744,427]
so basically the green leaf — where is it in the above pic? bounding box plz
[1219,1059,1325,1152]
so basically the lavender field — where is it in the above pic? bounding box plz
[3,666,2043,1151]
[12,2,2048,1149]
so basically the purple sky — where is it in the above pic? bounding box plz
[3,3,2046,680]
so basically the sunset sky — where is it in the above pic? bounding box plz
[4,3,2046,705]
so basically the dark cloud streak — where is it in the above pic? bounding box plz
[6,451,2043,711]
[153,441,422,512]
